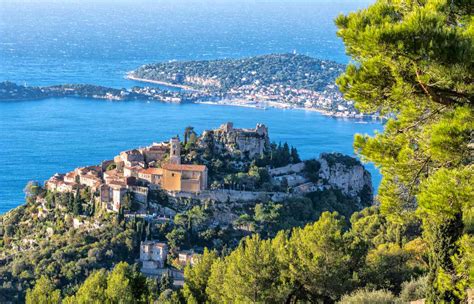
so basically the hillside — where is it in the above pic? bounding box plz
[0,122,373,302]
[132,53,345,91]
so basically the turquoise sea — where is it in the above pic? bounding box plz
[0,0,379,214]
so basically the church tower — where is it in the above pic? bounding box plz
[169,136,181,164]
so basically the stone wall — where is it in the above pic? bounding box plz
[167,189,291,203]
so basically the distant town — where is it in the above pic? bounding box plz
[0,54,385,119]
[130,53,384,119]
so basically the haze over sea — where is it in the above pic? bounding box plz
[0,0,379,214]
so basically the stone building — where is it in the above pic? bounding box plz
[161,163,208,193]
[129,185,149,204]
[64,171,78,183]
[139,143,168,164]
[178,250,198,266]
[45,173,65,191]
[169,137,181,164]
[138,168,163,185]
[124,165,142,178]
[79,173,102,189]
[140,241,168,271]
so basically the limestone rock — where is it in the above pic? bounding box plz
[198,122,269,159]
[318,153,372,200]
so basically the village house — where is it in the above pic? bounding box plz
[139,143,168,163]
[103,168,121,184]
[79,173,102,189]
[110,182,127,212]
[178,250,198,266]
[161,163,208,193]
[138,167,163,185]
[64,171,78,184]
[140,241,168,272]
[45,174,65,191]
[75,165,102,176]
[120,149,145,167]
[124,165,143,178]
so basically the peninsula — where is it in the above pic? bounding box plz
[0,81,207,103]
[129,53,382,119]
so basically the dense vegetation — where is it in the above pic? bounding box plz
[133,53,345,91]
[0,81,199,103]
[335,0,473,301]
[180,210,427,303]
[19,209,428,303]
[0,182,154,302]
[26,262,176,304]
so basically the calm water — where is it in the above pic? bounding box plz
[0,0,379,214]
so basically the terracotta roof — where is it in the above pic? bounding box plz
[142,241,167,248]
[109,182,127,189]
[104,169,118,176]
[162,163,207,172]
[148,144,168,151]
[124,165,142,170]
[139,168,163,175]
[122,149,141,155]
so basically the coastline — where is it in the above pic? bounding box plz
[126,73,200,92]
[196,99,383,121]
[124,74,383,121]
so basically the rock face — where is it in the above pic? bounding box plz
[318,153,373,199]
[269,153,373,206]
[198,122,270,158]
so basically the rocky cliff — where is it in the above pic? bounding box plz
[318,153,373,199]
[198,122,270,159]
[271,153,373,207]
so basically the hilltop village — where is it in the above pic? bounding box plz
[0,122,373,299]
[46,135,209,213]
[37,122,373,276]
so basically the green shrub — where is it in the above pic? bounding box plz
[399,276,427,303]
[338,289,400,304]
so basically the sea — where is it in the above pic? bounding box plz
[0,0,380,214]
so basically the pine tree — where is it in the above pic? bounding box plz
[25,276,61,304]
[335,0,473,301]
[183,249,218,303]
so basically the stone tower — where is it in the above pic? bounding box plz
[169,136,181,164]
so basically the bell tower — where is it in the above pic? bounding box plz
[169,136,181,164]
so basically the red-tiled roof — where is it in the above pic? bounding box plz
[162,163,207,172]
[139,168,163,175]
